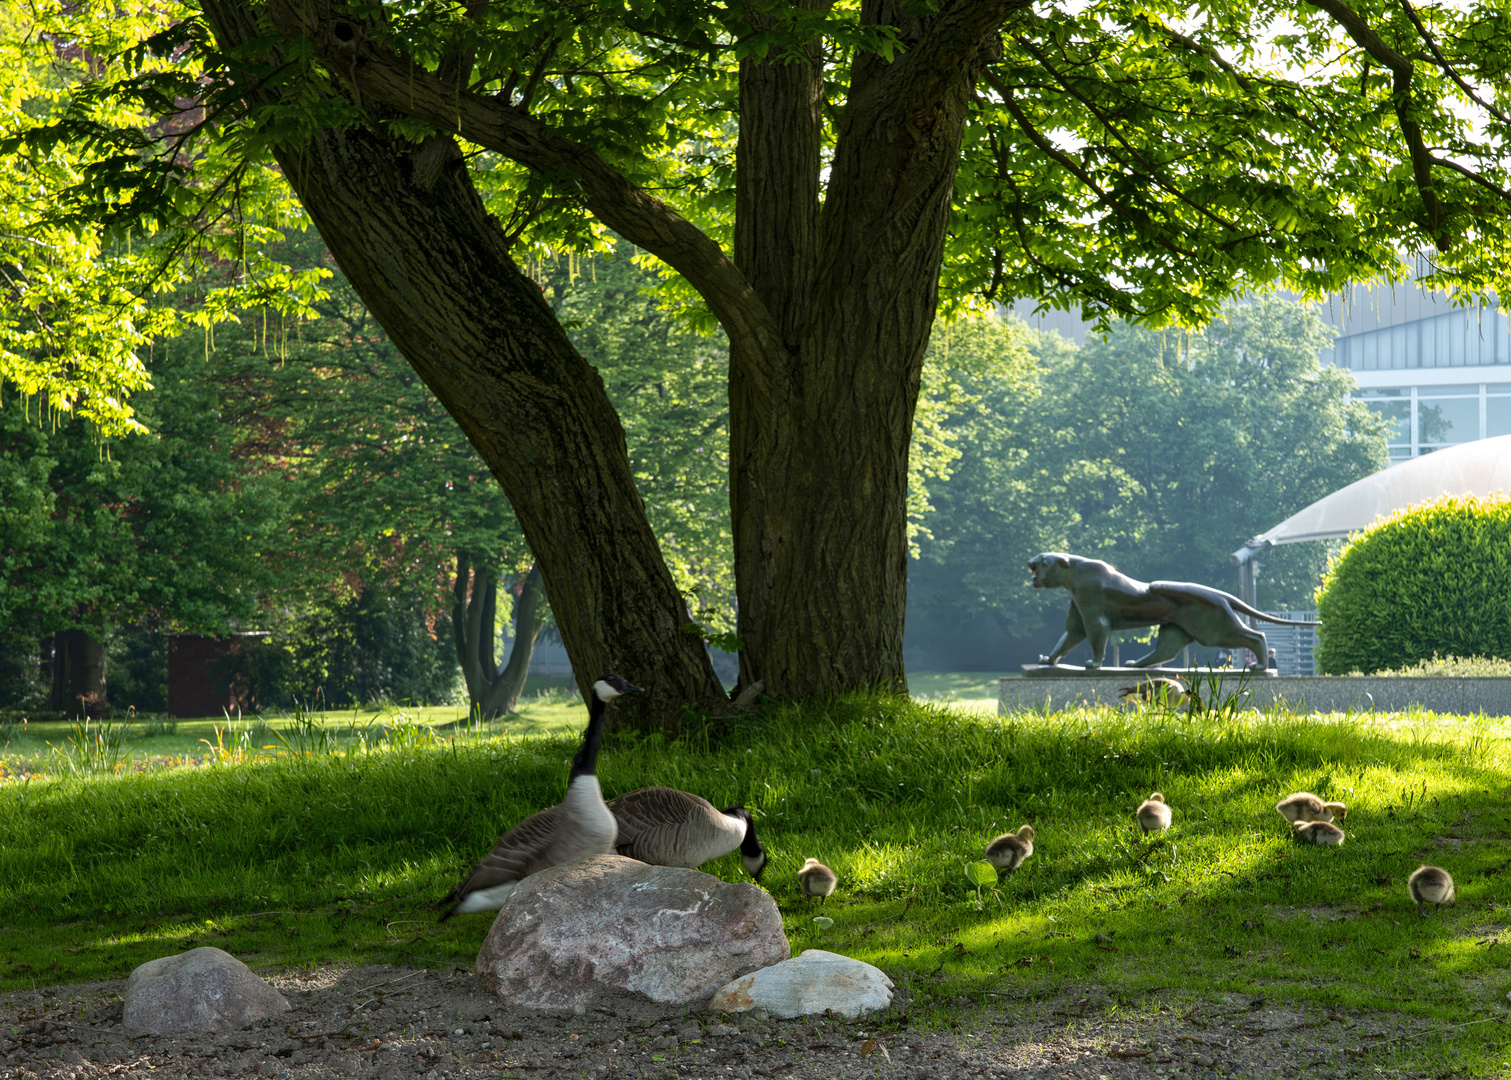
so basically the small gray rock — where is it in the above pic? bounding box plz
[476,854,789,1009]
[123,947,290,1035]
[709,949,894,1019]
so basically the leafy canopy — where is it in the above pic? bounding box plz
[3,0,1511,432]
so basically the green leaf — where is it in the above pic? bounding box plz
[964,861,999,889]
[812,916,834,930]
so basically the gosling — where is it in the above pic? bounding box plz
[1275,792,1347,824]
[1407,865,1456,916]
[798,858,837,906]
[985,825,1035,873]
[1135,792,1173,834]
[1291,820,1345,846]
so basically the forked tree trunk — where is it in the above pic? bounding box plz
[203,0,725,731]
[452,556,548,719]
[729,7,999,697]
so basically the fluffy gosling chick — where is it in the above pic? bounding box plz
[1135,792,1173,834]
[1291,820,1345,846]
[1408,865,1456,916]
[1275,792,1348,824]
[798,858,837,906]
[985,825,1035,873]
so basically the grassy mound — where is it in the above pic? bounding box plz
[3,695,1510,1072]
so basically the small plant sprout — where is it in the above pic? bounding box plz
[965,860,998,904]
[812,916,834,931]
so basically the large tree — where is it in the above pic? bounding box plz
[4,0,1510,717]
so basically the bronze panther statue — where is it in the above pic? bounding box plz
[1028,552,1314,670]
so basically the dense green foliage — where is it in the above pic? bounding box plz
[1315,496,1511,675]
[907,299,1387,668]
[2,695,1510,1075]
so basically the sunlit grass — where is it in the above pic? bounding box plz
[2,696,1510,1072]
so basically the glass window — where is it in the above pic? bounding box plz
[1488,395,1511,438]
[1358,390,1411,445]
[1418,394,1479,444]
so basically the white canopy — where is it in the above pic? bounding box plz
[1244,434,1511,548]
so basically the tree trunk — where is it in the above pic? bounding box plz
[452,557,564,719]
[200,0,728,729]
[495,564,548,714]
[729,6,1001,697]
[49,629,107,716]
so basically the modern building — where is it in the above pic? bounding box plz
[1317,271,1511,462]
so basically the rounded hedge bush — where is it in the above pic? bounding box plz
[1314,494,1511,675]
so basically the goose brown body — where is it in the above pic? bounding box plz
[1408,865,1456,915]
[985,825,1035,872]
[607,786,767,879]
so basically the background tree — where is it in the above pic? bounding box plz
[907,299,1387,669]
[4,0,1510,716]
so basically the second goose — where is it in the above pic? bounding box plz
[606,787,768,880]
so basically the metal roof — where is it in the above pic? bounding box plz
[1247,435,1511,548]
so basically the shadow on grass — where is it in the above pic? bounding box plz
[2,695,1509,1045]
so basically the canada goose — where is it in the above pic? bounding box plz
[1136,792,1173,833]
[606,786,768,880]
[798,858,837,905]
[1291,820,1345,846]
[985,825,1035,872]
[1408,865,1456,916]
[1117,677,1188,707]
[440,673,640,919]
[1275,792,1348,824]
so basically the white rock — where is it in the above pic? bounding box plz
[476,854,789,1009]
[123,947,291,1035]
[708,949,894,1019]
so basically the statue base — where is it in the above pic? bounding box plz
[1021,664,1278,680]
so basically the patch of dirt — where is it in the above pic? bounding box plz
[0,965,1447,1080]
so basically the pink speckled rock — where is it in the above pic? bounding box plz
[475,854,788,1009]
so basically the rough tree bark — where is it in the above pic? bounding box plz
[209,0,1023,703]
[199,0,729,729]
[453,556,548,719]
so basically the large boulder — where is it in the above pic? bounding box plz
[123,947,291,1035]
[476,854,788,1009]
[708,949,894,1019]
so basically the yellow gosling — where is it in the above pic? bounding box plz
[1135,792,1173,834]
[798,858,838,906]
[985,825,1035,873]
[1291,820,1345,846]
[1275,793,1348,824]
[1407,865,1456,917]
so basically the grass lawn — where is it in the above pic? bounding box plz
[2,694,1510,1074]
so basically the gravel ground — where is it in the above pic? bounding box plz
[0,964,1440,1080]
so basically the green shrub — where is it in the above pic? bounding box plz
[1314,495,1511,674]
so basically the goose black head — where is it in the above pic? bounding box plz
[592,673,643,701]
[723,805,768,881]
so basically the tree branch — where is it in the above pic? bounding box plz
[1303,0,1450,249]
[261,0,787,398]
[1398,0,1511,128]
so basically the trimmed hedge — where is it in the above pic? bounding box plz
[1314,495,1511,674]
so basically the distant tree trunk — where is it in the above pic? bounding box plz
[452,557,549,720]
[49,629,107,716]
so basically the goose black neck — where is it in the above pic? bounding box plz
[728,807,763,858]
[569,691,607,781]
